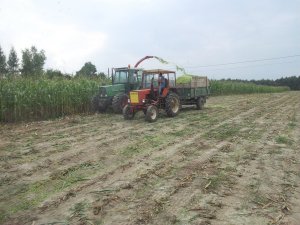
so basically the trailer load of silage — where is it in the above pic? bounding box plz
[177,75,209,88]
[177,75,193,84]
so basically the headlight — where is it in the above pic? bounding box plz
[100,94,103,97]
[105,94,107,97]
[142,99,146,103]
[128,99,131,103]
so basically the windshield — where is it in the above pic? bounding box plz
[113,71,128,83]
[143,74,159,88]
[143,72,176,88]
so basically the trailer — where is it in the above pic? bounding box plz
[123,70,210,122]
[176,76,210,110]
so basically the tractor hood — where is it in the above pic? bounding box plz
[99,84,125,97]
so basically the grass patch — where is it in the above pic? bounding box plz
[275,135,293,145]
[204,170,234,192]
[205,123,241,140]
[1,162,97,221]
[121,145,141,157]
[288,122,296,128]
[68,201,89,224]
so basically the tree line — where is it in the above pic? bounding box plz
[251,77,300,90]
[1,44,299,89]
[0,45,106,79]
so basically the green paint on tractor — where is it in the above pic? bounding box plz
[92,67,143,113]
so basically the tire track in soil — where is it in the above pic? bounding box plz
[0,122,187,203]
[30,93,292,224]
[1,103,232,187]
[209,94,300,225]
[0,93,291,224]
[158,92,300,224]
[284,104,300,225]
[95,92,294,222]
[0,94,276,187]
[157,92,300,225]
[113,93,298,225]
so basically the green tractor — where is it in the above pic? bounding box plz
[92,56,155,113]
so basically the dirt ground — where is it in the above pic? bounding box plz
[0,91,300,225]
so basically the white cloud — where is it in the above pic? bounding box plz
[32,23,107,73]
[0,0,299,78]
[0,0,107,73]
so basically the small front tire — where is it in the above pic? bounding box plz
[165,92,180,117]
[145,105,158,122]
[123,105,135,120]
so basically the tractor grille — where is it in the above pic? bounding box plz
[130,92,139,104]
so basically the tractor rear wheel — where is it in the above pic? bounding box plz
[165,92,180,117]
[145,105,158,122]
[92,95,107,113]
[196,97,204,110]
[112,93,128,114]
[123,104,135,120]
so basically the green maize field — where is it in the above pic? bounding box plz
[210,80,290,95]
[0,77,109,122]
[0,77,289,122]
[177,75,289,95]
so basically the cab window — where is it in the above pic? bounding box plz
[114,71,128,83]
[143,74,159,88]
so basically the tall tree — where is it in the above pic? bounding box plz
[21,46,46,77]
[7,47,19,75]
[0,45,7,76]
[76,62,97,77]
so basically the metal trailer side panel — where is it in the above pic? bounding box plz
[177,87,209,100]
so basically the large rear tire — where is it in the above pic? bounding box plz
[123,104,135,120]
[145,105,158,122]
[92,95,107,113]
[196,97,204,110]
[112,93,128,114]
[165,92,180,117]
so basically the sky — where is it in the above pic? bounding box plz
[0,0,299,80]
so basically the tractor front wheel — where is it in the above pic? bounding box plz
[145,105,158,122]
[165,92,180,117]
[123,105,135,120]
[112,93,128,114]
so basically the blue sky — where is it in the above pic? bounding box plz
[0,0,299,79]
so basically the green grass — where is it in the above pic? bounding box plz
[275,135,293,145]
[205,123,241,140]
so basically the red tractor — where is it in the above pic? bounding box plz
[123,69,181,122]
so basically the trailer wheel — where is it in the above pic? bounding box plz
[196,97,204,110]
[165,92,180,117]
[123,105,135,120]
[112,93,128,114]
[145,105,158,122]
[92,95,107,113]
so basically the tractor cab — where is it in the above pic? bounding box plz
[124,69,180,122]
[142,69,176,88]
[141,69,176,98]
[92,67,143,113]
[113,67,143,92]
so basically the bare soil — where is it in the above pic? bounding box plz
[0,92,299,225]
